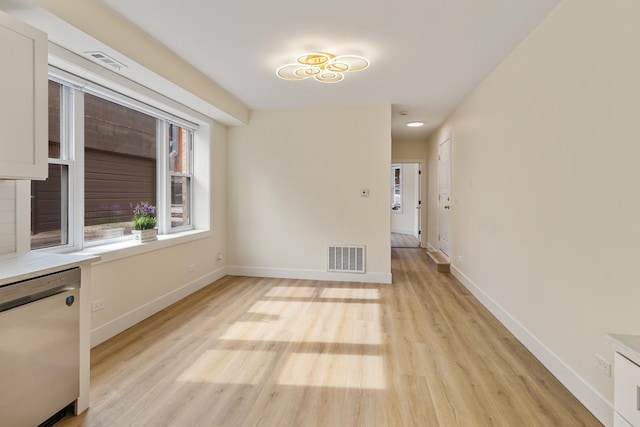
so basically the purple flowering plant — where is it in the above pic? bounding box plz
[131,201,157,230]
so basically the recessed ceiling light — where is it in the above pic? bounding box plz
[406,121,424,127]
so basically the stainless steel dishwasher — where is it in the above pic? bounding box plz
[0,267,81,427]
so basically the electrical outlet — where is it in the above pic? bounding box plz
[188,264,196,273]
[91,299,105,312]
[595,354,611,376]
[216,252,223,261]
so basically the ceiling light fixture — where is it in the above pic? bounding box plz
[407,121,425,127]
[276,52,369,83]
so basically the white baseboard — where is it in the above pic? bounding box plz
[450,265,613,427]
[90,266,228,348]
[227,265,392,284]
[427,243,437,253]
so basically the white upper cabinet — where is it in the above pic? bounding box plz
[0,10,47,180]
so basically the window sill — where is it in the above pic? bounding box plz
[73,229,212,265]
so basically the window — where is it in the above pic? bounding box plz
[167,123,192,230]
[31,81,70,250]
[84,93,157,243]
[30,72,198,251]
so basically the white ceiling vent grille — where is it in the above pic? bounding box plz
[85,51,127,71]
[328,245,365,273]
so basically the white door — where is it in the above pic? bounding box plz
[438,137,451,259]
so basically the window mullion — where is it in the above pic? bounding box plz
[157,121,169,234]
[60,86,73,248]
[71,88,85,250]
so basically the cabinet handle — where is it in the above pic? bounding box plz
[637,386,640,411]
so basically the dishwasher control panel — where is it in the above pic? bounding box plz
[0,267,80,313]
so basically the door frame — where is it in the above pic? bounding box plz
[437,134,452,260]
[390,159,424,248]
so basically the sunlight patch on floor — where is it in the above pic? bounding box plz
[177,350,276,384]
[278,353,385,389]
[220,302,382,345]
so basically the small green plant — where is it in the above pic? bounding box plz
[131,201,157,230]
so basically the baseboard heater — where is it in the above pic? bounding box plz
[328,245,365,273]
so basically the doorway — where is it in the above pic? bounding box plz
[391,162,422,248]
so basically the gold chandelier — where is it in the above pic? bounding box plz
[276,52,369,83]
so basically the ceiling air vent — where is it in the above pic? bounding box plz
[84,51,127,71]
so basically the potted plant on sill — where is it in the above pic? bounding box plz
[131,201,157,243]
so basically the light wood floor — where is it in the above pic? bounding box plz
[391,232,420,248]
[59,249,601,427]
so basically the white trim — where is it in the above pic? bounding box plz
[157,120,169,234]
[71,87,85,250]
[437,133,452,262]
[15,181,30,254]
[227,265,392,284]
[90,265,227,348]
[48,66,199,130]
[76,229,212,264]
[427,243,438,253]
[77,264,94,413]
[450,264,613,427]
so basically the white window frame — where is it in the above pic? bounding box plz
[164,123,194,233]
[30,66,201,253]
[30,81,78,252]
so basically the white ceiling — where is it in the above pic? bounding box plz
[8,0,561,141]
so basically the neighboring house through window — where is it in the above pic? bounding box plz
[31,70,198,251]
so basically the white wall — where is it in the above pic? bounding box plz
[227,106,392,283]
[90,120,228,345]
[427,0,640,424]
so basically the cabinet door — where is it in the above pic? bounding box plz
[615,352,640,426]
[614,412,633,427]
[0,11,47,180]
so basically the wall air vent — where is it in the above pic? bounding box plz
[328,245,365,273]
[84,51,127,71]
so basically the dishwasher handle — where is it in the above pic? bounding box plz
[0,268,80,313]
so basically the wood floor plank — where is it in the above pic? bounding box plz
[58,249,602,427]
[391,232,420,248]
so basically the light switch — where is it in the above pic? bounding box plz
[360,188,369,197]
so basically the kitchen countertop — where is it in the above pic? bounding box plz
[0,252,100,286]
[607,334,640,366]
